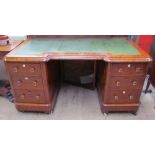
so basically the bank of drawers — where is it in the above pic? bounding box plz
[7,63,45,104]
[105,63,147,104]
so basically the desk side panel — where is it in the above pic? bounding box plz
[42,61,60,111]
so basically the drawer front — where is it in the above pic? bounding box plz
[7,63,41,76]
[105,89,141,104]
[12,76,44,90]
[14,90,45,103]
[109,76,145,89]
[110,63,147,76]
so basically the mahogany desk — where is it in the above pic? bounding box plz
[4,38,152,114]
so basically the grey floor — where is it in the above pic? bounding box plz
[0,60,155,120]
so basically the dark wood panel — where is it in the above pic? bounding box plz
[44,60,60,108]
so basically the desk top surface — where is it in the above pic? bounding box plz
[5,38,152,62]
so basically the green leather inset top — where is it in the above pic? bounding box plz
[14,38,140,55]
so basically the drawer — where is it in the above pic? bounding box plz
[110,63,147,76]
[14,90,45,103]
[109,76,145,89]
[105,89,141,104]
[7,63,41,76]
[12,76,44,90]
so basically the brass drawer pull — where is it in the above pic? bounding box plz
[114,96,119,100]
[129,96,134,100]
[118,68,123,73]
[32,81,37,87]
[13,67,18,73]
[116,81,120,86]
[30,67,35,73]
[20,94,25,100]
[17,80,22,86]
[132,81,137,86]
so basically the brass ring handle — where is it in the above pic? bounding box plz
[129,96,134,100]
[114,96,119,100]
[116,81,120,86]
[17,80,22,86]
[20,94,25,99]
[30,67,35,73]
[118,68,123,73]
[13,67,18,73]
[132,81,137,86]
[32,81,37,86]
